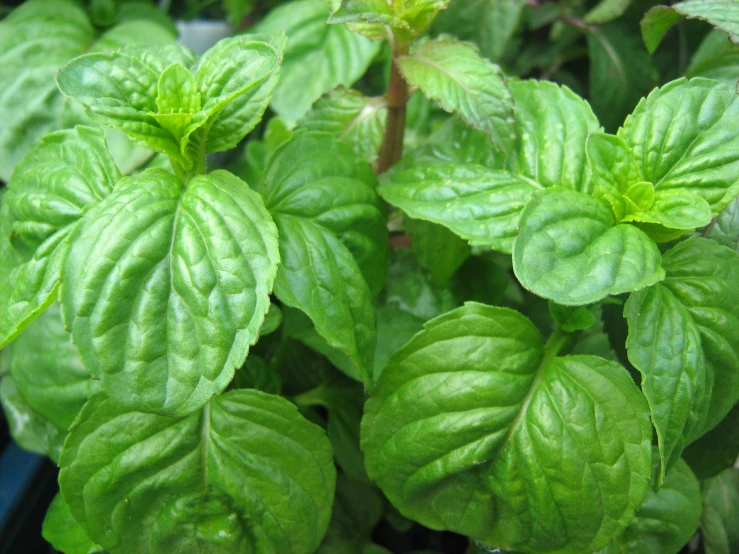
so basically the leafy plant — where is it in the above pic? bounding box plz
[1,0,738,553]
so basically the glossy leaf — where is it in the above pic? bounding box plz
[59,390,336,554]
[397,39,515,158]
[599,456,701,554]
[548,302,596,333]
[585,0,631,24]
[701,468,739,554]
[256,0,380,122]
[618,78,739,214]
[0,126,120,348]
[261,133,386,386]
[61,169,279,416]
[43,494,103,554]
[298,87,387,163]
[329,0,451,38]
[363,302,652,553]
[513,188,664,305]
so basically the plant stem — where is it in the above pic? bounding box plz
[376,42,410,175]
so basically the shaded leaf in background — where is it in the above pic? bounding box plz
[43,493,103,554]
[706,196,739,252]
[683,403,739,480]
[405,217,471,286]
[701,468,739,554]
[687,30,739,85]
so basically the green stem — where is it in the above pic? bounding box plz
[543,328,576,364]
[376,40,410,175]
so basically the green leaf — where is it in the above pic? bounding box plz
[0,126,120,348]
[687,30,739,85]
[0,375,66,462]
[405,217,471,286]
[61,169,279,416]
[233,355,282,395]
[9,305,101,432]
[329,0,451,38]
[619,78,739,214]
[298,87,387,164]
[625,189,712,233]
[0,0,175,181]
[598,456,701,554]
[397,39,515,159]
[657,237,739,434]
[90,20,177,53]
[548,301,596,333]
[379,163,535,252]
[706,195,739,251]
[261,133,386,387]
[640,6,686,54]
[626,283,709,484]
[588,25,658,131]
[374,306,424,380]
[513,188,664,305]
[260,303,283,336]
[701,468,739,554]
[683,403,739,480]
[43,494,103,554]
[59,390,336,554]
[256,0,380,122]
[585,0,631,24]
[433,0,527,62]
[362,302,652,553]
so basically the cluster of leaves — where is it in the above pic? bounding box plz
[0,0,738,553]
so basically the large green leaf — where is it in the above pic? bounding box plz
[433,0,527,62]
[657,237,739,434]
[362,302,652,553]
[61,169,279,416]
[513,188,664,305]
[255,0,380,122]
[701,468,739,554]
[397,39,515,158]
[618,78,739,214]
[43,494,103,554]
[0,0,175,181]
[0,126,120,348]
[598,456,701,554]
[59,390,336,554]
[261,133,386,387]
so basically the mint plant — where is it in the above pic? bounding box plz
[1,0,738,553]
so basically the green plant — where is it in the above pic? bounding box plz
[1,0,738,553]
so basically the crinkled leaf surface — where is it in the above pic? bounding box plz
[61,169,279,416]
[362,302,652,553]
[706,195,739,251]
[598,456,701,554]
[261,133,386,387]
[256,0,380,122]
[513,188,664,305]
[298,87,387,163]
[0,126,120,348]
[618,78,739,215]
[59,390,336,554]
[701,468,739,554]
[398,39,515,159]
[43,494,103,554]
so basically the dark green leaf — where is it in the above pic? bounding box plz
[687,30,739,85]
[405,217,471,286]
[683,403,739,480]
[706,195,739,251]
[701,468,739,554]
[43,494,102,554]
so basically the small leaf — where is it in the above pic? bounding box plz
[687,30,739,85]
[329,0,451,38]
[701,468,739,554]
[62,169,279,416]
[640,6,686,54]
[0,126,120,348]
[59,390,336,554]
[683,404,739,480]
[43,494,103,554]
[585,0,631,24]
[397,39,516,158]
[548,301,596,332]
[706,195,739,251]
[625,189,712,232]
[405,218,471,286]
[362,302,652,553]
[619,77,739,214]
[513,188,664,305]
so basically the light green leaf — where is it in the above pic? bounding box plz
[687,30,739,85]
[683,403,739,480]
[397,39,515,158]
[706,195,739,251]
[405,217,470,286]
[619,78,739,214]
[362,303,652,553]
[507,79,602,193]
[598,456,701,554]
[657,237,739,434]
[513,188,664,305]
[298,87,387,163]
[256,0,380,122]
[43,494,103,554]
[329,0,451,38]
[678,0,739,42]
[380,163,535,252]
[433,0,527,62]
[548,301,596,333]
[0,375,66,462]
[0,126,120,348]
[0,0,175,181]
[626,283,709,484]
[625,189,712,232]
[585,0,631,24]
[261,133,386,387]
[701,468,739,554]
[61,169,279,416]
[59,390,336,554]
